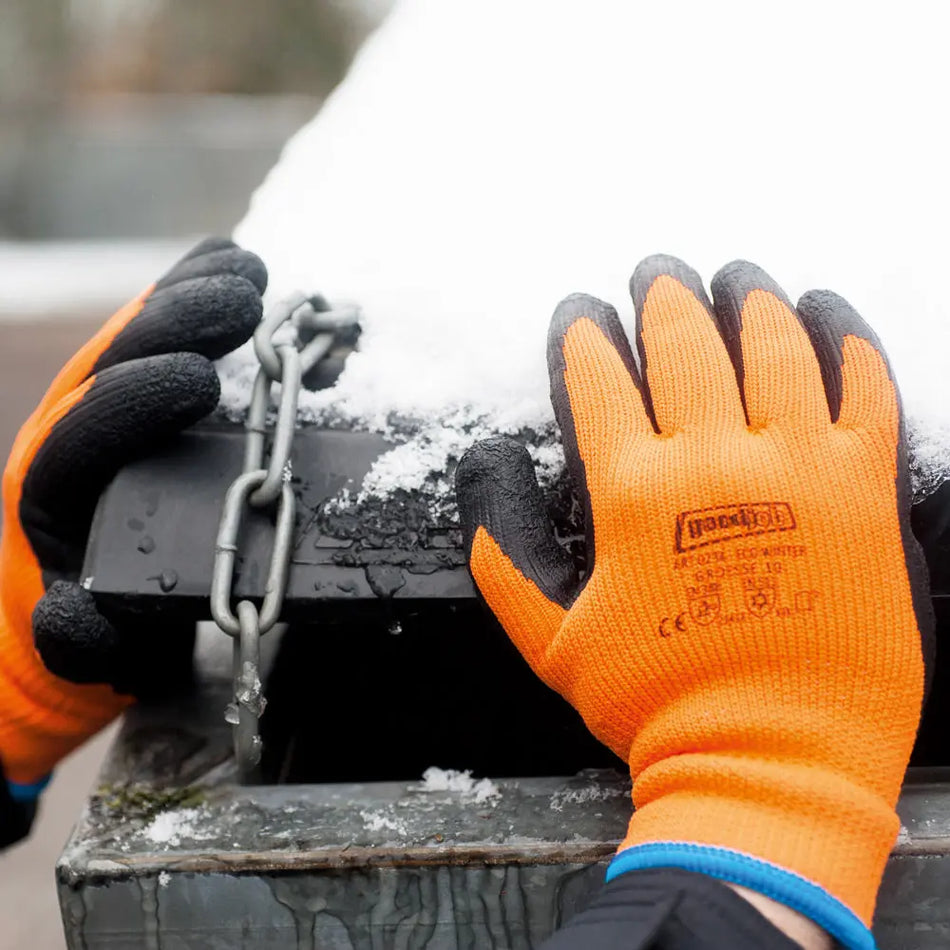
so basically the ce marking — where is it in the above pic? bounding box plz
[659,613,688,638]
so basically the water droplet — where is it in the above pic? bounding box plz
[248,735,263,766]
[137,535,155,554]
[157,570,177,592]
[365,565,406,598]
[224,703,240,725]
[127,517,145,531]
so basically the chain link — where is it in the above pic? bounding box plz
[210,293,357,777]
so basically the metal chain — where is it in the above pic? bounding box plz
[210,292,356,777]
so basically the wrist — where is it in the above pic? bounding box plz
[727,884,832,950]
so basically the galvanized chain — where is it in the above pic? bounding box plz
[210,292,357,777]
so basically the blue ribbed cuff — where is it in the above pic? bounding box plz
[7,773,52,803]
[607,842,875,950]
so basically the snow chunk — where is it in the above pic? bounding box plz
[232,0,950,503]
[144,808,208,847]
[421,767,501,804]
[360,809,408,836]
[907,413,950,503]
[157,871,171,888]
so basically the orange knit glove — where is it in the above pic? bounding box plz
[0,239,265,828]
[456,256,933,950]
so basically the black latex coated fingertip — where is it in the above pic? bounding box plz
[710,260,796,328]
[629,255,715,430]
[630,253,714,315]
[94,274,263,371]
[796,289,880,342]
[89,350,221,425]
[796,289,890,424]
[456,437,578,608]
[546,293,637,577]
[547,291,643,433]
[707,260,797,406]
[47,350,219,463]
[33,582,120,686]
[21,352,220,548]
[548,293,645,417]
[155,242,268,295]
[547,293,640,381]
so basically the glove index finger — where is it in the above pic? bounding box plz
[548,295,652,572]
[91,272,262,372]
[548,294,651,446]
[631,254,745,435]
[711,261,829,430]
[456,438,572,677]
[154,237,268,295]
[19,352,220,571]
[29,238,264,416]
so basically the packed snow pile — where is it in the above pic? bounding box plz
[224,0,950,505]
[420,767,501,804]
[143,806,213,848]
[359,809,409,836]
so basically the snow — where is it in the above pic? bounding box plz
[420,767,500,804]
[229,0,950,504]
[359,809,409,836]
[143,807,207,847]
[549,783,628,813]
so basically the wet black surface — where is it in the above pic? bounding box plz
[82,421,582,619]
[81,420,617,781]
[83,419,950,772]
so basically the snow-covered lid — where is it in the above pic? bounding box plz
[223,0,950,505]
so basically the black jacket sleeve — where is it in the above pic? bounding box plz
[543,868,806,950]
[0,758,38,849]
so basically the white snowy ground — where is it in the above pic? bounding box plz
[228,0,950,504]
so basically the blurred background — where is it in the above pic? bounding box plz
[0,1,388,946]
[0,0,388,317]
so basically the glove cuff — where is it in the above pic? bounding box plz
[608,844,874,950]
[617,753,900,945]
